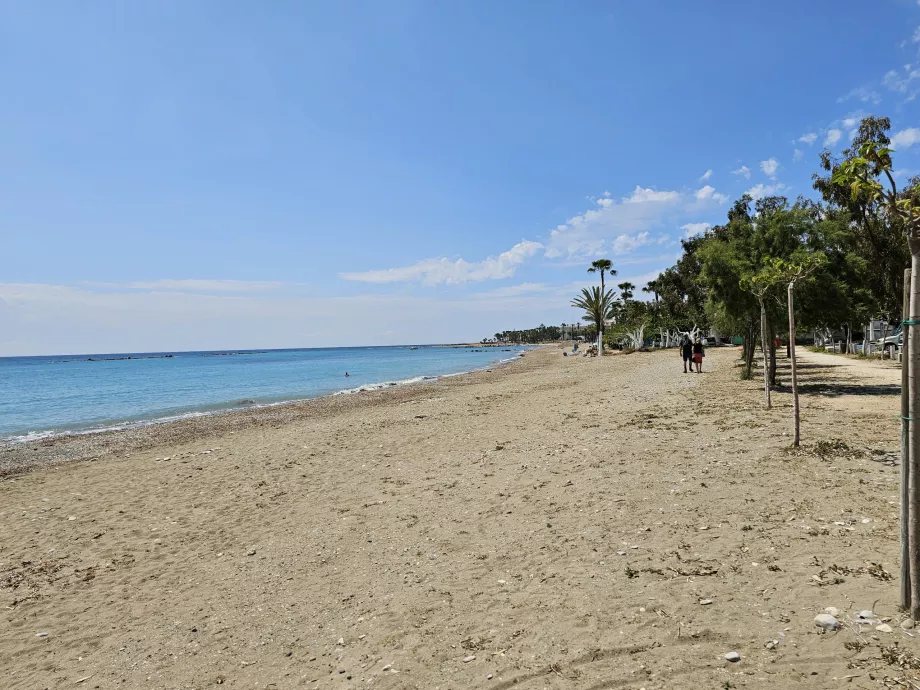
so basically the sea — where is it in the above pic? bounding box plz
[0,345,529,443]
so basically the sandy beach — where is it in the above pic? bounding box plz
[2,345,916,689]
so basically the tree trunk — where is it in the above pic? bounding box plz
[908,245,920,621]
[768,320,778,387]
[760,300,771,409]
[788,282,800,446]
[744,321,756,378]
[903,267,912,610]
[599,273,605,356]
[881,321,889,360]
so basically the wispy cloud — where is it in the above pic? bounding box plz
[699,169,713,182]
[892,127,920,149]
[745,183,788,200]
[837,86,881,105]
[340,240,543,285]
[694,185,729,204]
[681,222,711,238]
[760,158,779,179]
[824,129,843,148]
[798,133,818,146]
[793,148,804,162]
[731,165,751,179]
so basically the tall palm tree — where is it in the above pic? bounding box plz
[561,322,566,341]
[642,279,660,303]
[617,281,636,302]
[571,286,616,356]
[587,259,616,353]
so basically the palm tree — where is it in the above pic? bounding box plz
[561,322,566,341]
[642,279,660,303]
[587,259,616,353]
[617,281,636,302]
[571,286,616,355]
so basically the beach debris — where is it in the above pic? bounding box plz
[463,655,476,663]
[824,606,840,617]
[246,548,256,556]
[336,637,345,646]
[876,623,894,633]
[381,664,392,672]
[902,619,916,630]
[699,599,713,606]
[36,632,49,638]
[67,516,76,521]
[814,614,841,631]
[765,639,779,650]
[724,651,741,662]
[487,673,493,679]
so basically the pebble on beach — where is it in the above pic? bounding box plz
[724,652,741,663]
[463,655,476,663]
[814,614,840,631]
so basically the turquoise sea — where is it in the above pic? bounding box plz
[0,345,528,442]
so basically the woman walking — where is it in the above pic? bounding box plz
[692,337,705,373]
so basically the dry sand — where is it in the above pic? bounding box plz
[2,345,918,689]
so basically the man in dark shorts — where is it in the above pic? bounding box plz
[681,337,693,373]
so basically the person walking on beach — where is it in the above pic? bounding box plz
[681,336,693,373]
[692,337,705,373]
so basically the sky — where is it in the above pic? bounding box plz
[3,0,920,355]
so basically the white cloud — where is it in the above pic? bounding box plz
[914,25,920,42]
[883,66,920,94]
[837,87,881,105]
[892,128,920,149]
[841,117,859,129]
[760,158,780,179]
[612,232,651,254]
[731,165,751,179]
[624,186,680,204]
[339,240,543,285]
[699,169,713,182]
[793,148,804,162]
[824,129,843,147]
[681,222,711,238]
[694,185,729,204]
[745,183,788,200]
[798,133,818,146]
[543,187,687,259]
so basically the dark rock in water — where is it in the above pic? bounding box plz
[237,399,257,406]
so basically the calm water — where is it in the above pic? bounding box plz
[0,345,528,442]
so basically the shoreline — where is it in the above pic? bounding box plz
[0,346,541,477]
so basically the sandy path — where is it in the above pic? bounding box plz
[795,346,902,381]
[2,346,916,689]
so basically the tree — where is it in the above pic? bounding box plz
[571,286,616,354]
[833,139,920,619]
[617,281,635,302]
[587,259,616,354]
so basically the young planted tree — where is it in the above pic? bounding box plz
[741,277,774,409]
[749,257,826,442]
[587,259,616,355]
[833,141,920,618]
[571,286,616,355]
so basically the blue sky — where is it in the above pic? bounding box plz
[3,0,920,354]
